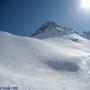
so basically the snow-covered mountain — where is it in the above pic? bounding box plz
[83,31,90,40]
[31,21,80,39]
[0,22,90,90]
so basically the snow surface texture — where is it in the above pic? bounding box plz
[0,22,90,90]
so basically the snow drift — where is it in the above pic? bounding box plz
[0,22,90,90]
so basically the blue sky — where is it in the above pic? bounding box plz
[0,0,90,36]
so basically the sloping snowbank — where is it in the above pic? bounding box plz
[0,32,90,90]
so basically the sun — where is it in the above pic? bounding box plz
[81,0,90,10]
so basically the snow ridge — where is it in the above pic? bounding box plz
[31,21,80,39]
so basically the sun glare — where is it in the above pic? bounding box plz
[81,0,90,10]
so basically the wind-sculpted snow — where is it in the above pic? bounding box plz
[45,60,79,72]
[0,32,90,90]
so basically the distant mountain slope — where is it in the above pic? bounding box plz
[0,31,90,90]
[83,31,90,40]
[31,21,80,39]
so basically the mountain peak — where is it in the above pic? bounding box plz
[31,21,77,38]
[40,21,60,28]
[31,21,60,36]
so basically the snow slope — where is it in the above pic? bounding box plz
[83,31,90,40]
[0,30,90,90]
